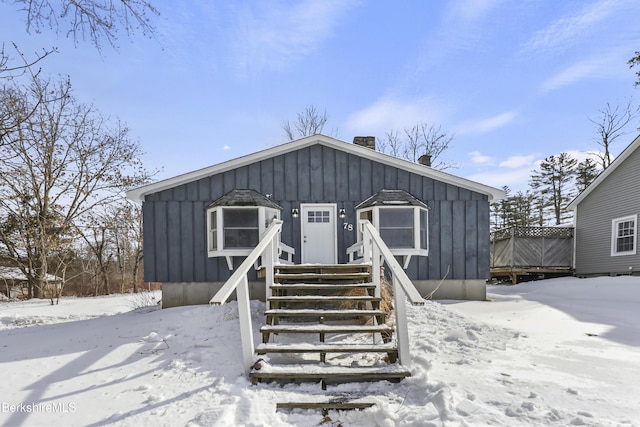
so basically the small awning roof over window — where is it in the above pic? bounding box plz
[356,189,430,210]
[207,189,282,209]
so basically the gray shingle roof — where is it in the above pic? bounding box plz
[355,189,430,210]
[208,189,282,209]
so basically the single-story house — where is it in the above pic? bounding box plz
[568,134,640,276]
[0,266,63,298]
[127,134,505,307]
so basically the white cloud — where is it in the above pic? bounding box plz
[539,55,620,92]
[468,151,495,165]
[345,96,450,135]
[524,0,620,54]
[499,154,537,169]
[456,111,518,135]
[230,0,358,75]
[223,145,231,150]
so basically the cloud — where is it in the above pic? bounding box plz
[468,151,495,165]
[230,0,358,75]
[223,145,231,150]
[499,154,537,169]
[456,111,518,135]
[345,96,450,135]
[539,51,628,92]
[524,0,620,54]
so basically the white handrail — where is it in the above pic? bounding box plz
[209,219,284,375]
[359,220,424,368]
[360,220,424,305]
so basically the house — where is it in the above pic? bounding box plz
[127,134,505,307]
[0,266,63,298]
[568,134,640,277]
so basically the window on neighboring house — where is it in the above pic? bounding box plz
[611,215,637,256]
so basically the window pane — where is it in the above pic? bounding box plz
[380,229,414,247]
[223,208,259,248]
[613,217,636,254]
[224,209,258,227]
[379,208,414,248]
[224,229,259,248]
[420,210,428,250]
[379,209,413,227]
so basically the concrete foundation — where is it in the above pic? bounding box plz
[161,278,485,308]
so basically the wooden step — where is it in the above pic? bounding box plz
[274,272,372,283]
[276,401,375,414]
[256,342,397,354]
[275,264,371,274]
[261,323,393,334]
[265,308,387,318]
[268,295,380,303]
[270,283,375,291]
[251,363,410,385]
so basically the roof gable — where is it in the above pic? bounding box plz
[568,133,640,210]
[127,134,505,201]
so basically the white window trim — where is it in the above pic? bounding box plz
[206,205,280,259]
[611,214,637,256]
[356,205,429,259]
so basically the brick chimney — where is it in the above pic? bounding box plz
[353,136,376,150]
[418,154,432,167]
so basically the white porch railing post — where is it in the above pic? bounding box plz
[264,238,274,309]
[393,275,410,367]
[236,275,255,375]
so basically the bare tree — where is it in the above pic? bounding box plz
[0,75,153,299]
[379,121,456,170]
[283,105,335,141]
[589,101,637,169]
[1,42,56,80]
[3,0,160,52]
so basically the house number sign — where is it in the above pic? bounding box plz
[343,223,354,231]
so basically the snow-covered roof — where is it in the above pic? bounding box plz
[127,134,506,201]
[0,267,62,282]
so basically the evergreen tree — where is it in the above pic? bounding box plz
[529,153,578,225]
[575,158,601,193]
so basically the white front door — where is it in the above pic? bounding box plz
[301,204,337,264]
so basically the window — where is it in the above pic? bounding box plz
[207,206,280,256]
[379,208,414,248]
[308,210,330,223]
[209,211,217,251]
[611,215,637,256]
[223,208,259,248]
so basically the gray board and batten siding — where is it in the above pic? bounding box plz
[570,136,640,276]
[132,136,505,306]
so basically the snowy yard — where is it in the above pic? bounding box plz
[1,276,639,426]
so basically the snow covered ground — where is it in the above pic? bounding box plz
[1,276,639,426]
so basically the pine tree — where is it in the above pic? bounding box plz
[529,153,578,225]
[575,158,601,193]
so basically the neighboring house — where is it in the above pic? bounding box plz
[0,266,62,298]
[127,135,505,307]
[568,134,640,276]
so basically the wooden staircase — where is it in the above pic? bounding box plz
[251,263,411,412]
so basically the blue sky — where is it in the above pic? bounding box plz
[2,0,639,192]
